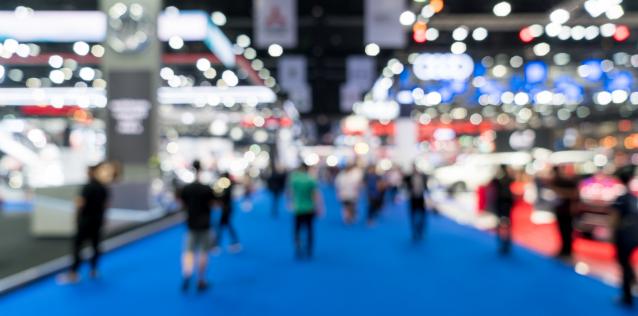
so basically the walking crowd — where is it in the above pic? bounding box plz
[56,157,638,308]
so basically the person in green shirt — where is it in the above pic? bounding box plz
[288,163,323,259]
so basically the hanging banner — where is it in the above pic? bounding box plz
[364,0,406,48]
[340,84,363,113]
[277,56,307,90]
[254,0,297,48]
[346,56,376,91]
[288,84,312,113]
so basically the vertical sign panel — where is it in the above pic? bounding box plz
[346,56,376,90]
[365,0,406,48]
[107,71,153,164]
[277,56,307,90]
[254,0,297,48]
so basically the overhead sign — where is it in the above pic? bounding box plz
[0,11,107,42]
[346,56,376,90]
[277,56,307,90]
[340,84,362,113]
[254,0,297,48]
[0,10,236,67]
[412,53,474,81]
[364,0,406,48]
[288,84,312,113]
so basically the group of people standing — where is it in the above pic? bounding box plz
[485,163,638,307]
[272,160,434,259]
[332,162,432,241]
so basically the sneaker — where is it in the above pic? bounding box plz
[615,297,634,308]
[56,272,80,285]
[228,243,242,254]
[181,278,191,293]
[197,280,210,292]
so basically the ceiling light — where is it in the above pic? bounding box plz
[451,42,467,54]
[533,42,551,57]
[399,11,416,26]
[550,9,570,24]
[73,41,90,56]
[196,58,211,71]
[606,4,624,20]
[211,11,226,26]
[493,2,512,17]
[268,44,283,57]
[425,28,439,41]
[365,43,380,56]
[545,23,561,37]
[452,26,469,41]
[168,36,184,49]
[472,27,488,41]
[600,23,616,37]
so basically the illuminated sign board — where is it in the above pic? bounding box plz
[412,53,474,81]
[0,10,236,67]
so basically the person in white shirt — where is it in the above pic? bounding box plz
[335,164,363,224]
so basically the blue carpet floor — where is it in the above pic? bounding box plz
[0,186,635,315]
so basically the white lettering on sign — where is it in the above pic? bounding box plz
[110,99,150,135]
[412,53,474,81]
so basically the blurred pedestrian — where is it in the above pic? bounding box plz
[268,165,288,218]
[490,165,514,255]
[611,165,638,307]
[549,165,579,260]
[178,160,215,292]
[404,163,429,242]
[214,172,242,253]
[335,163,363,224]
[364,165,385,226]
[288,163,323,259]
[58,163,110,284]
[386,166,403,204]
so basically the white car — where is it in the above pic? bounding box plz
[432,152,532,192]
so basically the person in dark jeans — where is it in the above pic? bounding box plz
[215,172,241,253]
[404,165,429,242]
[289,163,323,259]
[178,160,215,292]
[611,165,638,307]
[490,165,514,255]
[364,165,385,226]
[550,166,579,260]
[58,163,110,284]
[268,166,288,218]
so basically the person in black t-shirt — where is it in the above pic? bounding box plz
[59,163,110,284]
[549,166,579,260]
[267,165,288,218]
[611,166,638,307]
[403,164,429,242]
[178,160,215,292]
[490,165,514,255]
